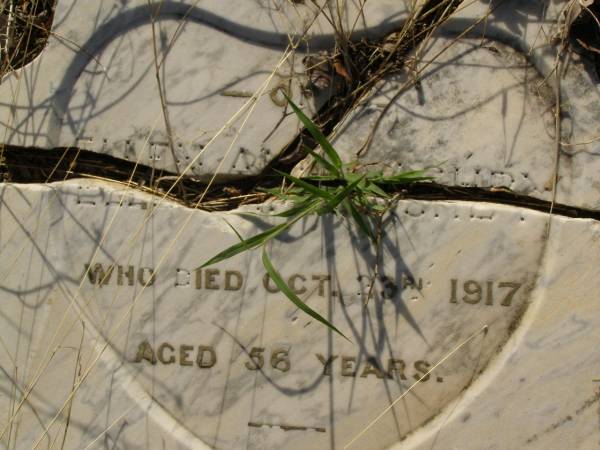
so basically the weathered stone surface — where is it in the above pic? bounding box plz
[1,2,599,449]
[0,0,419,181]
[396,216,600,450]
[330,0,600,210]
[0,180,597,449]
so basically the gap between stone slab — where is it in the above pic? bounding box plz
[0,0,56,77]
[1,144,600,221]
[0,0,463,184]
[2,2,598,217]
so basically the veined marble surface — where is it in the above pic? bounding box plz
[0,180,597,449]
[398,214,600,450]
[328,0,600,210]
[0,0,421,181]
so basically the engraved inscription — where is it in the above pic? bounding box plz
[315,354,438,381]
[134,342,216,368]
[115,265,525,388]
[84,263,155,287]
[245,347,291,372]
[449,279,522,306]
[195,268,244,291]
[132,342,441,382]
[84,264,526,310]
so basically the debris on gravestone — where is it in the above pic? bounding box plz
[0,1,599,450]
[0,176,599,449]
[0,0,422,181]
[0,0,55,74]
[0,181,556,449]
[327,0,600,211]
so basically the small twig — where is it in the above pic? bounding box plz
[147,0,184,188]
[364,214,383,306]
[549,3,573,225]
[575,38,600,54]
[582,3,600,29]
[0,0,15,77]
[560,134,600,146]
[59,322,85,450]
[220,90,254,98]
[357,0,498,157]
[344,325,489,449]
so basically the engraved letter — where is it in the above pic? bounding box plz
[312,275,331,297]
[271,348,291,372]
[197,346,217,368]
[414,360,431,382]
[263,274,279,293]
[158,343,175,364]
[316,353,338,376]
[341,356,357,377]
[485,280,494,305]
[356,274,373,302]
[449,279,458,303]
[175,269,191,287]
[134,340,156,365]
[380,276,398,299]
[138,267,155,286]
[289,274,307,295]
[245,347,265,370]
[224,271,243,291]
[205,269,220,290]
[180,345,193,366]
[463,280,482,304]
[401,273,423,290]
[361,359,385,379]
[499,282,521,306]
[195,268,202,289]
[85,263,113,286]
[118,265,135,286]
[387,359,407,380]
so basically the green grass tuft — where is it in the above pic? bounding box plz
[201,97,430,338]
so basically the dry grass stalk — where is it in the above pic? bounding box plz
[0,0,599,446]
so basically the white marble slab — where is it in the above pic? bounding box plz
[0,180,597,449]
[395,215,600,450]
[329,0,600,210]
[0,0,420,181]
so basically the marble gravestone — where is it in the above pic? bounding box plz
[0,182,554,450]
[0,0,422,180]
[329,0,600,210]
[0,1,599,450]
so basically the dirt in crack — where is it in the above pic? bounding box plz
[0,0,463,201]
[1,0,598,220]
[0,0,55,78]
[2,144,600,221]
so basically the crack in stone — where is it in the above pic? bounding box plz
[1,0,597,220]
[2,145,600,220]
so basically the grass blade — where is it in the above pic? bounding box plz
[258,187,306,201]
[284,95,343,170]
[262,248,349,341]
[375,169,432,184]
[223,219,245,242]
[364,181,389,198]
[319,174,364,213]
[276,170,333,200]
[305,147,340,176]
[275,197,320,218]
[344,199,375,241]
[301,175,339,182]
[200,222,290,268]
